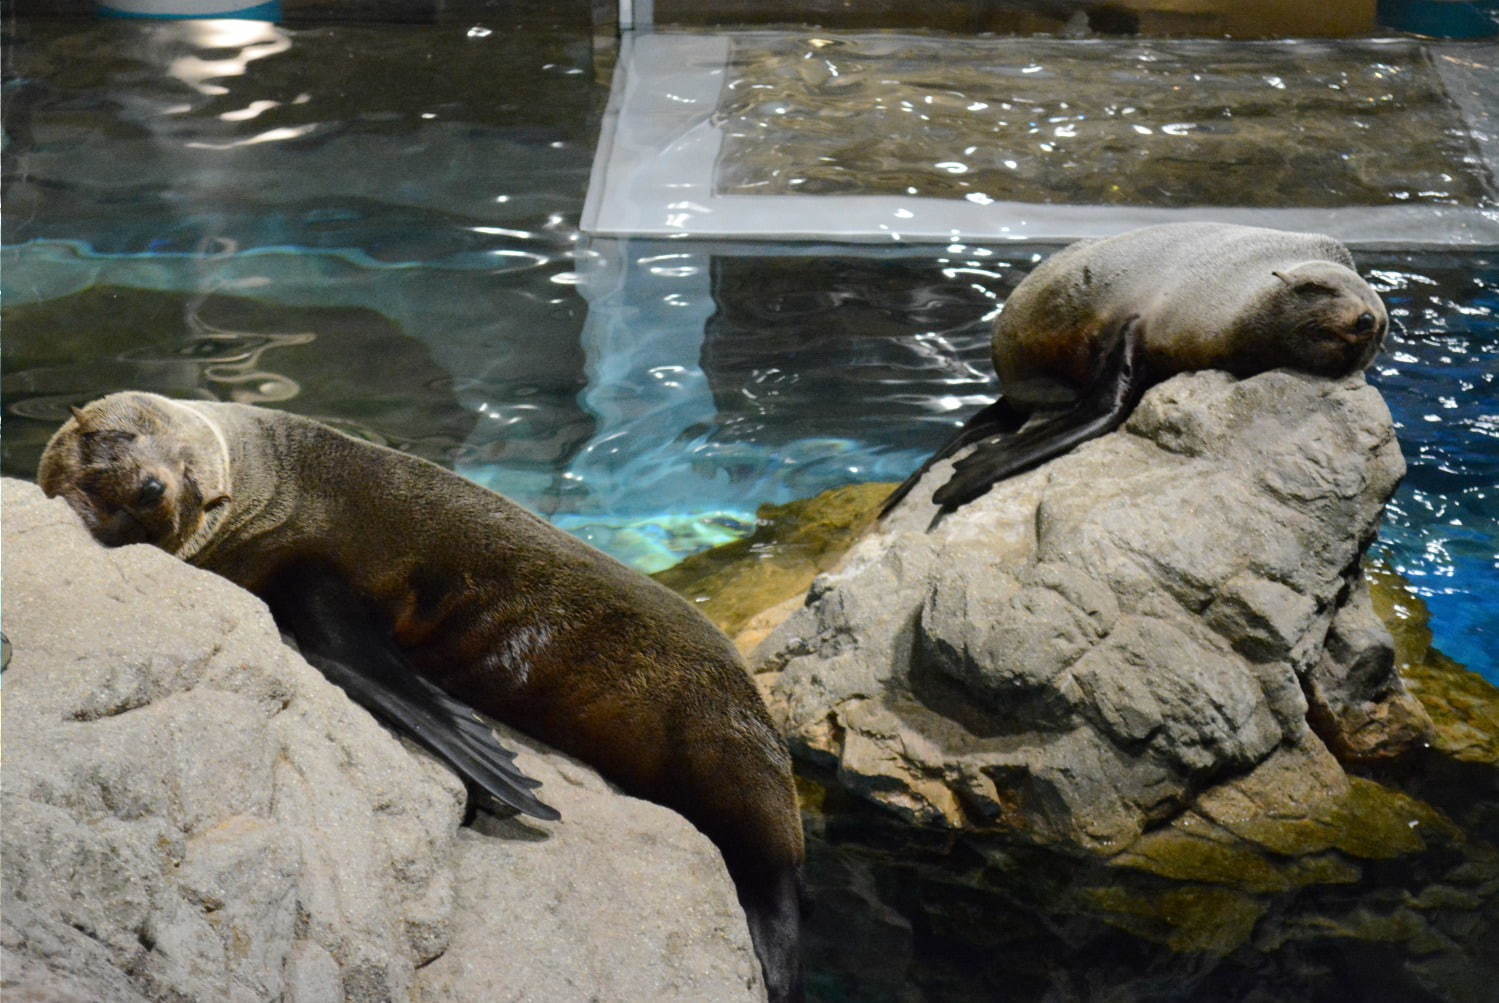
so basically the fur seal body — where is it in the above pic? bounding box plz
[40,393,804,1002]
[885,222,1388,516]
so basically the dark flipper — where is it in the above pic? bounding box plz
[931,315,1148,514]
[734,863,804,1003]
[879,396,1029,517]
[261,563,559,821]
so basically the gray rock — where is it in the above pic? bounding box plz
[1,478,763,1002]
[756,370,1428,851]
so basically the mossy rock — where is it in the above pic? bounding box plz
[1084,884,1266,956]
[652,481,894,637]
[1366,561,1499,767]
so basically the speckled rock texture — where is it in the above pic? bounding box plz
[756,370,1431,851]
[0,478,763,1003]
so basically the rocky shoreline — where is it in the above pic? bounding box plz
[664,368,1499,1001]
[0,478,764,1003]
[3,368,1495,1001]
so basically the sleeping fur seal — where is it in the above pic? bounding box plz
[39,393,804,1003]
[884,222,1388,517]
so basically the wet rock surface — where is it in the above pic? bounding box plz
[760,370,1426,848]
[0,478,763,1003]
[661,369,1497,1000]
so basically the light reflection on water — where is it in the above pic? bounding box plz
[2,14,1497,1001]
[715,34,1493,209]
[1,16,1494,685]
[1366,255,1499,676]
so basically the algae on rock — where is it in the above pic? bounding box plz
[650,369,1498,1001]
[652,481,892,644]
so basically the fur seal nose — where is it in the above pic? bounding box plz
[136,477,166,508]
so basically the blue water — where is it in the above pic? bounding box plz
[2,16,1495,685]
[1366,256,1499,674]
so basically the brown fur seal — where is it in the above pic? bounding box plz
[884,222,1388,517]
[39,392,804,1003]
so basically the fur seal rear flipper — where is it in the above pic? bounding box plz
[262,561,558,820]
[930,315,1146,517]
[877,398,1028,517]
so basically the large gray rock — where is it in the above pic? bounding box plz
[1,478,763,1002]
[757,370,1431,851]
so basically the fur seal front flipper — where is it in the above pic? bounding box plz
[878,397,1028,517]
[262,561,558,820]
[930,315,1146,517]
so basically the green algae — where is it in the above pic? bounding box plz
[651,482,893,637]
[1367,562,1499,768]
[1320,778,1454,859]
[1116,824,1359,894]
[1085,884,1267,956]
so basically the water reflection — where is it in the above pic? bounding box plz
[716,36,1495,208]
[2,17,1493,681]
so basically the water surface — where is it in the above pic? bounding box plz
[3,19,1494,675]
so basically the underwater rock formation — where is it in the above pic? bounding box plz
[756,369,1429,846]
[654,481,893,653]
[0,479,763,1003]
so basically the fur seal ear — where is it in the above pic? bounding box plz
[1272,269,1339,297]
[69,405,89,427]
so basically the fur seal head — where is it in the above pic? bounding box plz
[1261,260,1387,378]
[39,391,232,556]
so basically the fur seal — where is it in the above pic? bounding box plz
[39,392,804,1003]
[884,222,1388,517]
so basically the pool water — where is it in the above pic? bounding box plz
[2,15,1494,683]
[3,10,1497,1002]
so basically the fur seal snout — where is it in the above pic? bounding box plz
[886,222,1388,518]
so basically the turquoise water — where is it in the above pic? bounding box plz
[2,15,1495,688]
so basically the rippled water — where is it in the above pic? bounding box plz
[1366,252,1499,674]
[716,35,1492,208]
[2,15,1494,693]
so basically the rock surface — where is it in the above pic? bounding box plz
[756,370,1431,851]
[1,478,763,1003]
[648,369,1496,1001]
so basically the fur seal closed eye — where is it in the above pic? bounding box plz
[39,393,805,1003]
[883,222,1388,517]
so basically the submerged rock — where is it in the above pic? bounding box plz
[653,482,891,652]
[0,478,763,1003]
[1369,562,1499,770]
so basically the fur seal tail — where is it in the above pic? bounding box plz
[929,316,1147,518]
[263,562,560,821]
